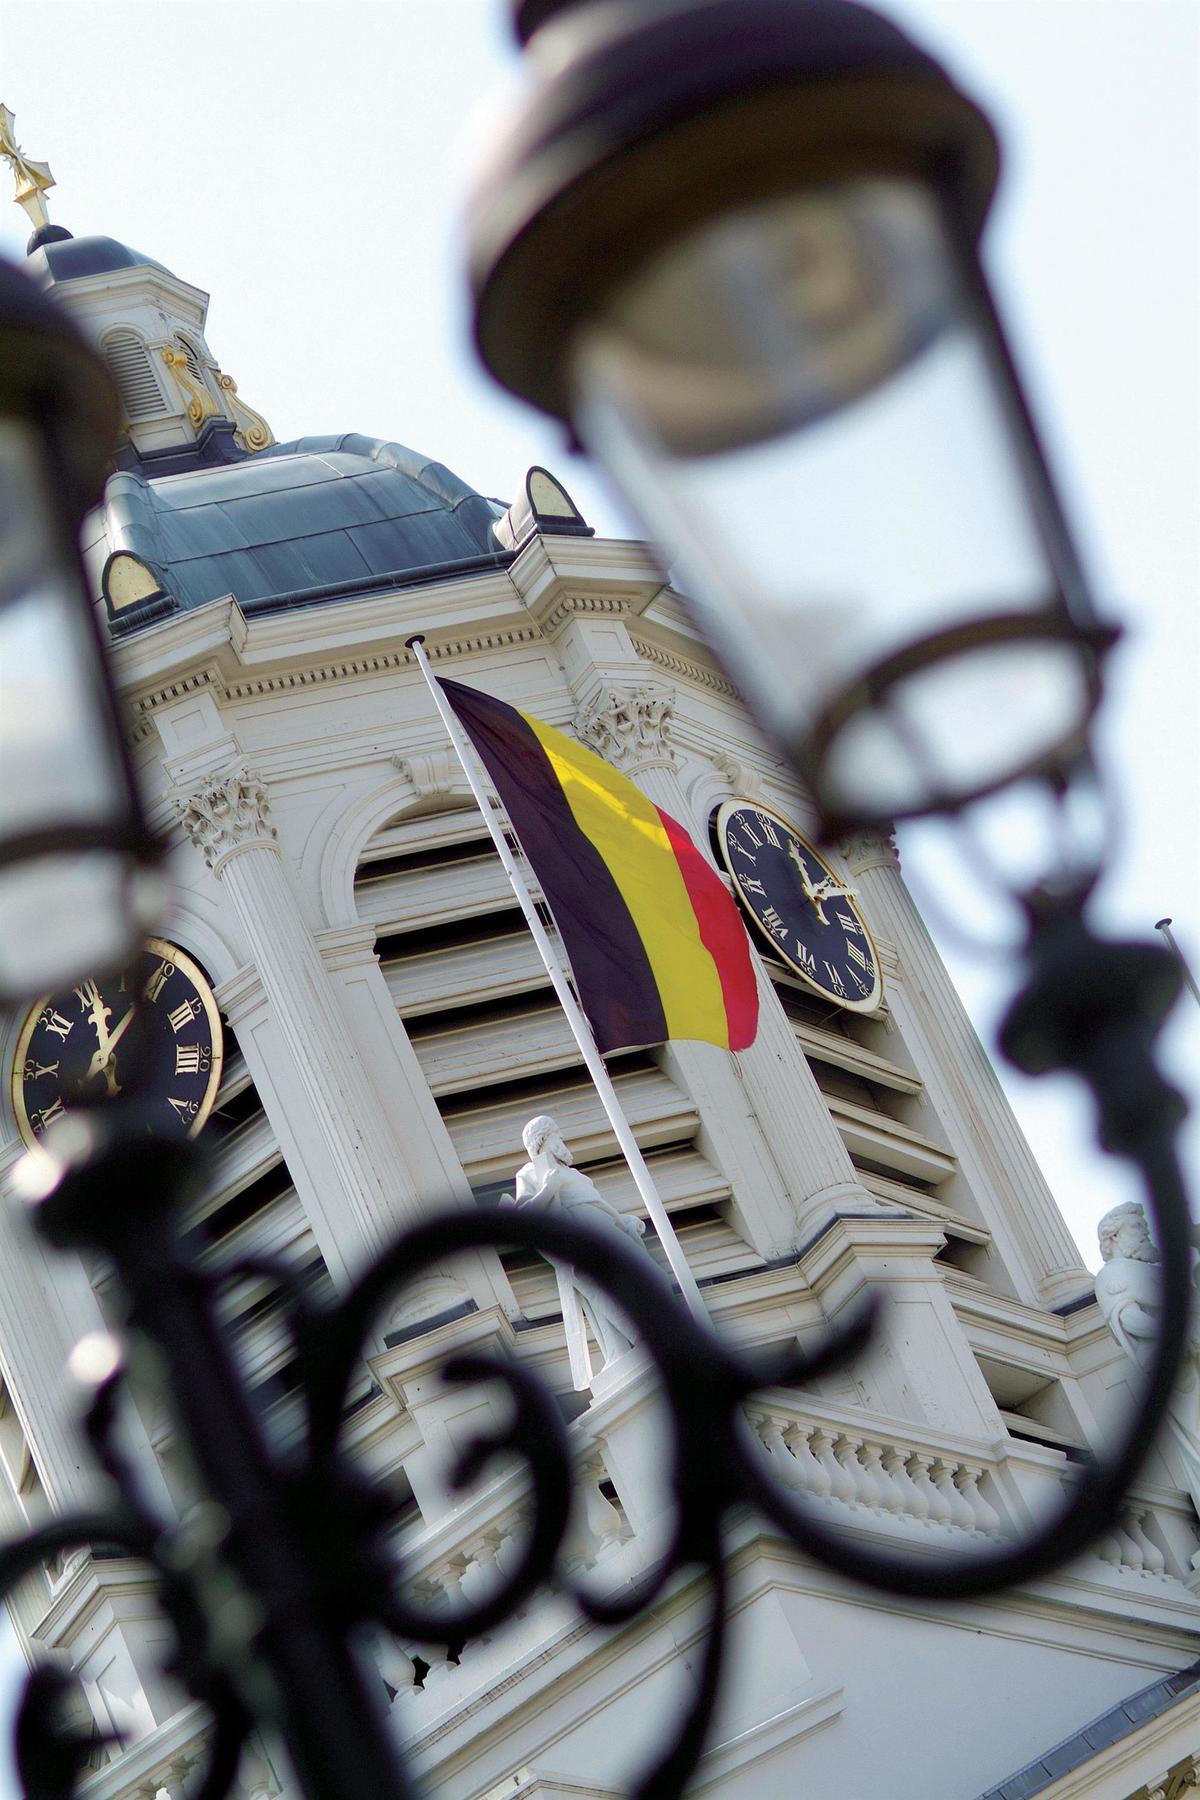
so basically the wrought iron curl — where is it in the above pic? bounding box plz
[1,893,1190,1800]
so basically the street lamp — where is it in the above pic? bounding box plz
[0,252,162,1004]
[466,0,1116,834]
[464,0,1194,1619]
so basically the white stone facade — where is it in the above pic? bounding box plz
[1,488,1198,1796]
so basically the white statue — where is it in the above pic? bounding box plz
[1095,1200,1200,1521]
[510,1115,649,1390]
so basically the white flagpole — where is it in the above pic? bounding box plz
[407,634,708,1322]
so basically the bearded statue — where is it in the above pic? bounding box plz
[1095,1200,1200,1528]
[510,1115,648,1391]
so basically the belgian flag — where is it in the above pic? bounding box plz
[438,679,759,1057]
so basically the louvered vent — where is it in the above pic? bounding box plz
[355,807,764,1331]
[176,334,205,381]
[103,330,166,421]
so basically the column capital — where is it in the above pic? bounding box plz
[176,764,277,874]
[574,683,675,774]
[839,828,901,877]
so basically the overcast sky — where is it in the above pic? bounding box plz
[0,0,1196,1772]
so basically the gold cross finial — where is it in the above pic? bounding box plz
[0,103,56,231]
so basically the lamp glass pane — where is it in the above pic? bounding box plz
[573,179,1092,821]
[0,418,152,994]
[0,854,162,997]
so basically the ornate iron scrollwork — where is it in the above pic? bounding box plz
[0,908,1191,1798]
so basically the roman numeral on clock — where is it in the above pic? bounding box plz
[32,1098,66,1134]
[823,961,848,996]
[167,997,204,1033]
[144,959,175,1002]
[175,1043,210,1075]
[846,939,871,973]
[761,906,790,942]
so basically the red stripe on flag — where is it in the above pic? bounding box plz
[654,807,758,1050]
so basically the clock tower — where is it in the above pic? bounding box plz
[1,114,1198,1800]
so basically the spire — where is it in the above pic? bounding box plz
[0,103,56,231]
[0,102,274,472]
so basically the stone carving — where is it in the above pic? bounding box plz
[711,751,764,801]
[575,686,674,772]
[177,765,276,871]
[1096,1201,1200,1534]
[392,747,467,809]
[839,829,901,877]
[509,1115,649,1390]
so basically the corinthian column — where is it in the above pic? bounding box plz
[177,767,446,1288]
[840,831,1091,1307]
[574,688,876,1255]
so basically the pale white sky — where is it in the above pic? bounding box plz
[0,0,1195,1772]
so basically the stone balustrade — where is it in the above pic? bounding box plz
[748,1403,1006,1541]
[1095,1508,1170,1578]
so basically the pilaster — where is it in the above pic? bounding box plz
[571,686,886,1258]
[177,766,478,1303]
[798,1213,1003,1437]
[0,1148,171,1522]
[841,833,1092,1309]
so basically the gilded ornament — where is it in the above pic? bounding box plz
[0,103,55,230]
[216,371,275,453]
[160,346,220,429]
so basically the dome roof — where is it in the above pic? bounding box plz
[27,231,170,285]
[100,433,505,625]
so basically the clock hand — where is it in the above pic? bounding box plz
[84,1006,134,1083]
[787,840,833,925]
[83,980,114,1058]
[809,875,859,904]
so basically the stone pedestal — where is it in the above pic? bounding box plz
[370,1305,520,1527]
[580,1351,675,1553]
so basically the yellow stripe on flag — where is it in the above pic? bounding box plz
[522,713,731,1048]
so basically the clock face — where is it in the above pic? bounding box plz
[715,801,882,1013]
[11,938,223,1150]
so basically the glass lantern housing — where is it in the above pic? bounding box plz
[571,176,1108,830]
[0,256,162,1003]
[467,0,1114,833]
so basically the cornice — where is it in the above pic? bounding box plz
[797,1212,948,1293]
[946,1279,1071,1348]
[35,1555,159,1647]
[107,537,739,743]
[535,590,634,637]
[507,531,668,614]
[628,632,738,698]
